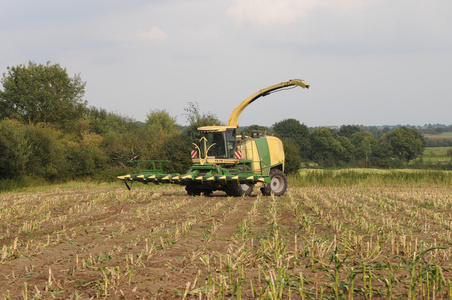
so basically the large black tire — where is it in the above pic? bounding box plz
[261,169,287,196]
[240,183,254,196]
[185,184,201,196]
[225,182,244,197]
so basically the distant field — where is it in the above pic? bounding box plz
[424,132,452,139]
[424,146,452,156]
[422,146,452,164]
[423,132,452,164]
[1,174,451,298]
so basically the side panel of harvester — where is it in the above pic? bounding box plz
[239,136,284,175]
[266,136,285,171]
[239,139,261,173]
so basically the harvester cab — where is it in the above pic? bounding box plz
[118,79,309,196]
[192,126,238,163]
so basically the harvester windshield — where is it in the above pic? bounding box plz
[204,132,226,157]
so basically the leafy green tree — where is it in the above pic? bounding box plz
[310,128,344,167]
[153,134,192,174]
[86,107,146,171]
[281,138,302,174]
[25,123,67,180]
[0,119,30,178]
[373,139,401,168]
[336,135,355,164]
[273,118,311,160]
[65,131,108,178]
[145,109,179,139]
[380,127,426,163]
[184,102,221,137]
[338,125,363,138]
[350,131,376,167]
[139,110,181,163]
[101,129,142,165]
[0,61,87,128]
[87,107,138,135]
[409,127,427,148]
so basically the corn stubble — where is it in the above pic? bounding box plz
[0,178,451,299]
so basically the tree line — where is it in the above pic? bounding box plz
[0,62,194,185]
[253,120,429,174]
[0,62,439,187]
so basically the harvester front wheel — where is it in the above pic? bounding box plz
[261,169,287,196]
[186,184,201,196]
[225,182,244,197]
[240,183,254,196]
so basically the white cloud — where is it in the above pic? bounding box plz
[135,26,168,44]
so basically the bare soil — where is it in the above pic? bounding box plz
[0,183,451,299]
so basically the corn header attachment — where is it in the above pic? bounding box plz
[118,79,309,196]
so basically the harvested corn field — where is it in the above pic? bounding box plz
[1,179,451,299]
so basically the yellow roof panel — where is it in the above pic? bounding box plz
[197,125,236,132]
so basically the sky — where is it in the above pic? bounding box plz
[1,0,451,127]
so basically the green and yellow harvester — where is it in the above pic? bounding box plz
[118,79,310,196]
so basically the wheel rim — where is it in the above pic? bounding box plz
[241,184,251,192]
[270,175,284,194]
